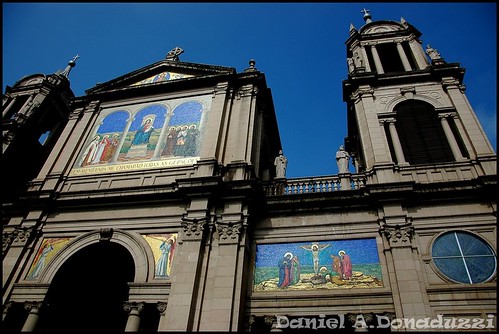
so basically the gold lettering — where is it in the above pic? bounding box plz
[69,157,200,176]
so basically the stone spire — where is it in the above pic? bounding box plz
[59,55,79,78]
[361,8,372,24]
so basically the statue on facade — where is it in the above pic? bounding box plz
[347,57,355,73]
[353,52,363,69]
[274,150,288,179]
[336,145,350,174]
[425,44,442,60]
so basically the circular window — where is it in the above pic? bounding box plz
[432,231,496,284]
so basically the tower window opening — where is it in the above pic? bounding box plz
[6,96,30,120]
[395,101,455,164]
[365,47,375,73]
[377,43,405,73]
[38,131,51,145]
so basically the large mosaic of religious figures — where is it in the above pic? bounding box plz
[71,97,211,176]
[253,238,383,291]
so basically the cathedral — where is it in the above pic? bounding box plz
[2,10,496,332]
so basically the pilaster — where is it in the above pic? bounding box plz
[159,208,208,331]
[379,213,432,321]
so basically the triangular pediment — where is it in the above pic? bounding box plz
[85,59,236,95]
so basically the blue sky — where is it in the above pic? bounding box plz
[3,3,496,178]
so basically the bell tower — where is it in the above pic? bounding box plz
[1,56,78,201]
[342,10,496,184]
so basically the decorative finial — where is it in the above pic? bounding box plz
[244,59,257,72]
[361,8,372,24]
[166,47,184,61]
[59,54,80,78]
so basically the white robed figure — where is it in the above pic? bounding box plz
[155,237,175,277]
[27,242,54,279]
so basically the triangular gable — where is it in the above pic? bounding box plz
[85,60,236,95]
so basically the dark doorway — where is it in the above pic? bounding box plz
[35,241,135,332]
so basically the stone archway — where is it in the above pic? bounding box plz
[34,241,135,332]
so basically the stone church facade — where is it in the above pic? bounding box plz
[2,12,496,332]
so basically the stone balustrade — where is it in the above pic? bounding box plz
[264,173,366,196]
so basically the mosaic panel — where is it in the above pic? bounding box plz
[26,237,73,280]
[130,71,193,86]
[142,233,178,278]
[70,96,211,176]
[254,238,383,291]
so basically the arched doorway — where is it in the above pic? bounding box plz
[36,241,135,332]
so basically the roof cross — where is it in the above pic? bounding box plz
[166,47,184,61]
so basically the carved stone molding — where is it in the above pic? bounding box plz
[123,302,144,314]
[215,221,245,244]
[438,112,458,120]
[351,87,374,101]
[83,100,101,113]
[157,302,167,314]
[400,87,416,99]
[380,222,415,247]
[3,226,35,252]
[247,314,256,330]
[69,107,84,120]
[237,85,259,99]
[264,315,276,326]
[212,82,229,97]
[378,117,396,126]
[3,232,14,253]
[181,216,207,241]
[441,78,460,91]
[24,301,43,313]
[99,228,113,242]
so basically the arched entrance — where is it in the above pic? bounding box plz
[35,241,135,332]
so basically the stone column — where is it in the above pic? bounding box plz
[438,113,465,161]
[408,37,429,69]
[21,301,43,332]
[3,226,35,296]
[2,301,14,322]
[395,40,412,71]
[352,87,394,181]
[198,211,248,331]
[160,211,208,331]
[443,79,495,156]
[51,101,100,172]
[2,97,16,118]
[36,108,85,180]
[370,44,384,74]
[359,46,371,72]
[123,302,144,332]
[380,219,432,321]
[18,95,35,117]
[381,118,407,165]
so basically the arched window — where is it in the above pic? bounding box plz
[394,100,455,164]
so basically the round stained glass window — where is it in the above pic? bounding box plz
[432,231,496,284]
